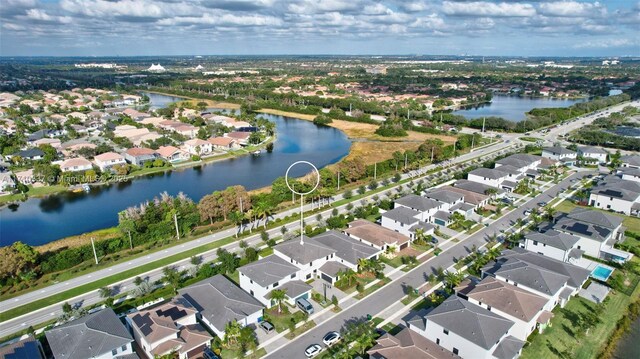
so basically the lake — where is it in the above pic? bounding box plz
[453,95,585,122]
[613,316,640,359]
[0,94,351,246]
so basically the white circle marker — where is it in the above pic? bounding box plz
[285,161,320,195]
[284,161,320,245]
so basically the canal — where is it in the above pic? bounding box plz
[0,94,351,246]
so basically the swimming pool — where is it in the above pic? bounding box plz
[591,265,614,282]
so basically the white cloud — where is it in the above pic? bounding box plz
[23,8,72,23]
[573,38,636,48]
[442,1,536,17]
[539,1,607,18]
[60,0,199,18]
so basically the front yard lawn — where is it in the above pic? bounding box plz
[263,306,308,333]
[355,277,391,300]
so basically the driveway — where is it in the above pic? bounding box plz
[309,279,348,303]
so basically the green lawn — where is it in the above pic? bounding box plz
[381,255,403,268]
[285,321,316,339]
[0,185,68,204]
[355,277,391,300]
[220,347,266,359]
[263,306,307,333]
[258,247,274,257]
[520,291,635,359]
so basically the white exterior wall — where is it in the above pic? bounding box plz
[573,235,605,258]
[239,270,297,306]
[61,164,93,173]
[380,216,415,237]
[95,158,125,172]
[542,150,576,161]
[621,173,640,183]
[579,151,607,163]
[590,193,634,215]
[523,239,570,262]
[411,319,498,359]
[272,250,333,281]
[467,173,503,188]
[394,203,439,222]
[93,342,133,359]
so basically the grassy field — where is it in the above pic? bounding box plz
[555,200,640,233]
[345,142,422,165]
[255,108,316,121]
[36,227,122,253]
[177,98,241,110]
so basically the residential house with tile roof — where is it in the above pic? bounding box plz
[367,326,461,359]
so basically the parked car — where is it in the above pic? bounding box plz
[259,321,274,334]
[323,331,341,346]
[296,297,315,314]
[305,344,322,358]
[203,348,220,359]
[538,201,547,207]
[430,237,438,244]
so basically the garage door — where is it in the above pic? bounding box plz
[297,292,309,301]
[434,219,446,226]
[321,273,333,283]
[400,243,408,249]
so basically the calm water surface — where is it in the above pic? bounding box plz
[453,95,585,122]
[0,94,351,246]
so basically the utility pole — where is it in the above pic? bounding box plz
[337,172,340,191]
[128,231,133,250]
[174,213,180,240]
[482,117,486,133]
[374,162,377,180]
[404,153,408,169]
[471,135,475,150]
[431,146,434,162]
[91,237,98,265]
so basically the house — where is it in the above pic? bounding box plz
[367,327,461,359]
[59,157,93,173]
[208,136,238,150]
[467,168,517,191]
[33,137,62,149]
[238,254,303,307]
[381,206,435,238]
[313,230,381,270]
[124,148,158,166]
[11,148,45,161]
[0,335,46,359]
[620,155,640,169]
[225,131,251,145]
[619,167,640,183]
[126,297,212,359]
[345,219,411,251]
[589,175,640,215]
[542,147,577,166]
[577,146,608,164]
[482,248,590,306]
[424,189,465,212]
[178,275,264,339]
[182,139,212,155]
[94,152,126,172]
[522,230,581,263]
[45,308,134,359]
[494,154,542,175]
[157,146,189,162]
[394,194,443,222]
[452,179,505,200]
[272,236,336,281]
[408,296,521,359]
[553,207,630,262]
[456,276,552,341]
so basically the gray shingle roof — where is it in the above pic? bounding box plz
[269,280,313,299]
[313,230,380,266]
[237,255,299,287]
[578,146,607,155]
[273,236,335,265]
[469,167,509,180]
[382,206,421,224]
[426,296,514,350]
[621,154,640,167]
[453,179,505,196]
[543,146,576,156]
[568,206,625,228]
[492,335,525,359]
[395,194,441,211]
[45,308,133,359]
[482,257,569,296]
[591,176,640,202]
[425,189,464,204]
[496,154,541,168]
[500,248,590,289]
[318,261,348,277]
[525,230,580,251]
[178,274,264,333]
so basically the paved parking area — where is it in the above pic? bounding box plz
[252,323,277,345]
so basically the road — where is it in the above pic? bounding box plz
[0,139,514,338]
[265,170,592,359]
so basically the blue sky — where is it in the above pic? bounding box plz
[1,0,638,57]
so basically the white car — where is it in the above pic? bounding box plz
[305,344,322,358]
[323,331,341,346]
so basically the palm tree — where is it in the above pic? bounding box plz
[486,247,501,262]
[224,320,242,348]
[357,258,371,273]
[545,206,557,221]
[444,271,465,290]
[385,245,397,257]
[341,269,358,287]
[99,286,112,299]
[270,289,287,313]
[228,211,244,237]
